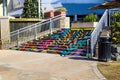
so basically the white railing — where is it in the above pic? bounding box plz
[1,15,65,49]
[91,10,108,56]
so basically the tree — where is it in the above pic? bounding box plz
[21,0,39,18]
[0,0,2,4]
[40,0,43,18]
[31,0,38,18]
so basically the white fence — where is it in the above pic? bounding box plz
[91,10,108,56]
[1,15,65,49]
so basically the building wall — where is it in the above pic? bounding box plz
[7,0,24,11]
[61,0,106,3]
[0,4,3,16]
[0,0,25,16]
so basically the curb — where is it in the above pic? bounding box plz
[92,62,107,80]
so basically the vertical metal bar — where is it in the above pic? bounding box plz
[2,14,64,49]
[38,0,41,18]
[17,30,20,46]
[74,14,77,21]
[87,39,91,58]
[50,18,53,34]
[108,9,111,27]
[35,24,37,39]
[3,0,7,16]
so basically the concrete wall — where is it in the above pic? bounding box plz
[10,19,42,32]
[71,22,98,28]
[9,16,69,32]
[60,17,70,29]
[0,4,3,16]
[0,16,10,45]
[65,17,70,28]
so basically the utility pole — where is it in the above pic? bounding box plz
[38,0,41,18]
[3,0,7,16]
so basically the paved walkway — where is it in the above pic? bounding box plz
[0,50,106,80]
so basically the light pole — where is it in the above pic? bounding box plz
[38,0,40,18]
[3,0,7,16]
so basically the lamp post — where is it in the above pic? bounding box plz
[3,0,7,16]
[38,0,40,18]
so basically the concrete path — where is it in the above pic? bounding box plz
[0,50,106,80]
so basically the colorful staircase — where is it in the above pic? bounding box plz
[11,28,93,56]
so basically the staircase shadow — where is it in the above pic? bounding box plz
[68,56,98,61]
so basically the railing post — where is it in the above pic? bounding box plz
[35,24,37,39]
[17,30,20,46]
[3,0,7,16]
[50,18,53,34]
[108,9,110,27]
[2,15,63,49]
[87,39,92,58]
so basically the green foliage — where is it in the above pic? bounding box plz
[111,22,120,44]
[22,0,32,18]
[31,0,38,18]
[55,8,67,12]
[40,0,43,18]
[83,14,97,22]
[10,18,42,22]
[22,0,43,18]
[111,12,120,22]
[0,0,2,4]
[111,12,120,44]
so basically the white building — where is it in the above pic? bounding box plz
[0,0,62,17]
[0,0,106,17]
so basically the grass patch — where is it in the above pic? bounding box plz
[98,61,120,80]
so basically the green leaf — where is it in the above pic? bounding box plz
[83,14,97,22]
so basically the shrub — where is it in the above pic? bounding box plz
[111,12,120,22]
[55,8,67,12]
[111,12,120,44]
[83,14,97,22]
[111,22,120,44]
[0,0,2,4]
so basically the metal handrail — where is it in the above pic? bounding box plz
[2,15,63,39]
[2,15,65,49]
[91,10,108,57]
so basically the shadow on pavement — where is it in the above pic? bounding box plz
[68,56,98,61]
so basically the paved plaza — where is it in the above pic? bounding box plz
[0,50,106,80]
